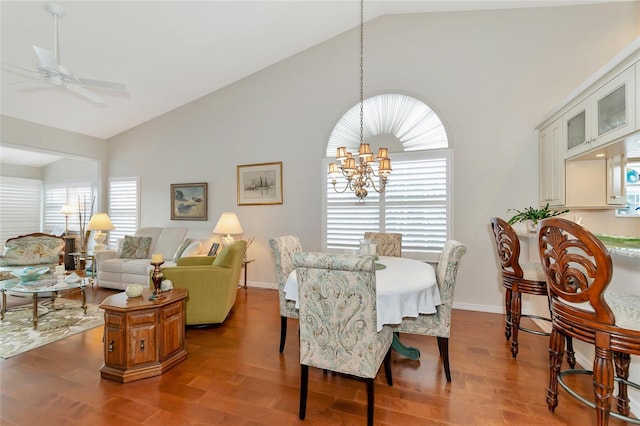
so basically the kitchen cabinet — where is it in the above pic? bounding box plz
[538,118,565,206]
[565,66,636,159]
[607,153,626,205]
[99,288,187,383]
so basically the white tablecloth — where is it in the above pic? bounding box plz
[284,256,440,331]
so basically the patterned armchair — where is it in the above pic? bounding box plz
[268,235,302,353]
[364,232,402,257]
[293,252,393,426]
[394,240,466,382]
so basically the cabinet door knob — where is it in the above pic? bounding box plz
[140,339,145,352]
[108,340,115,352]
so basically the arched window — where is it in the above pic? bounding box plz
[323,93,451,261]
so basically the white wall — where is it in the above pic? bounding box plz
[107,3,639,303]
[0,116,108,209]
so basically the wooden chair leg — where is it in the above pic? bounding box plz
[565,335,576,368]
[437,336,451,382]
[510,290,522,358]
[593,347,614,426]
[504,287,512,340]
[279,316,287,353]
[384,347,393,386]
[547,328,564,413]
[614,351,631,416]
[299,364,308,420]
[366,378,374,426]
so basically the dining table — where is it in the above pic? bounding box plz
[283,255,440,360]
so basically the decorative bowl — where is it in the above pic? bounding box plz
[11,267,49,283]
[125,284,144,298]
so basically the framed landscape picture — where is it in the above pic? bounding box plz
[171,182,208,220]
[237,162,283,206]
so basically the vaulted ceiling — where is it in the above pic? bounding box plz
[1,1,607,142]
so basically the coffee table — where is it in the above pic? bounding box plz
[0,276,87,328]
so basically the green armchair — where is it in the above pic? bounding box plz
[157,240,246,325]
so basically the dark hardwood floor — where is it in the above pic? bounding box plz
[0,285,631,425]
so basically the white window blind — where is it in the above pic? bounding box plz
[325,150,450,261]
[0,177,42,246]
[43,183,93,233]
[108,177,139,247]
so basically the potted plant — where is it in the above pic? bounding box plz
[507,203,569,232]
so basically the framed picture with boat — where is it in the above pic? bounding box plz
[237,162,283,206]
[171,182,208,220]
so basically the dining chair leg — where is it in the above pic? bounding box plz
[366,378,374,426]
[384,347,393,386]
[437,336,451,382]
[279,316,287,353]
[299,364,308,420]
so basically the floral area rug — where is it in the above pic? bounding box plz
[0,298,104,358]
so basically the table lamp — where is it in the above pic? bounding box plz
[87,213,115,252]
[59,204,75,237]
[213,212,243,246]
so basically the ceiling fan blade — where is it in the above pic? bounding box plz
[77,77,126,91]
[66,84,106,105]
[32,45,59,71]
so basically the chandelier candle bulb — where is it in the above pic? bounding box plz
[151,253,163,263]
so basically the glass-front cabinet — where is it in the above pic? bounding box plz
[565,66,636,158]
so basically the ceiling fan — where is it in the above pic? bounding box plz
[4,3,126,104]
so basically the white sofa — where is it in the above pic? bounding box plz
[95,227,215,290]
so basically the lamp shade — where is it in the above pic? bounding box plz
[87,213,115,231]
[60,204,75,215]
[214,212,243,235]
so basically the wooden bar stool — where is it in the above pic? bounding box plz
[490,217,575,363]
[538,218,640,426]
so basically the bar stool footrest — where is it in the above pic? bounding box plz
[558,369,640,424]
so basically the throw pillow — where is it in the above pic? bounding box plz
[119,236,152,259]
[181,241,202,257]
[172,239,192,261]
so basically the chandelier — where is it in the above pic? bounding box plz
[328,0,391,202]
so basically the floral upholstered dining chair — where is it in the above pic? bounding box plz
[364,232,402,257]
[293,252,393,426]
[268,235,302,353]
[394,240,466,382]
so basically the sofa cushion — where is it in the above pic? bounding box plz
[154,228,188,259]
[119,236,152,259]
[0,235,64,266]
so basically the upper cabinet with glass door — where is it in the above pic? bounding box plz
[565,66,636,159]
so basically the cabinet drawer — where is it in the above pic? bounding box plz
[105,312,124,327]
[128,311,157,326]
[162,301,182,319]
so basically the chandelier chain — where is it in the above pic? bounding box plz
[328,0,391,201]
[359,0,364,145]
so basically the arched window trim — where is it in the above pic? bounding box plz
[327,93,449,156]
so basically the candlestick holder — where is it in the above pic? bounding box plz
[150,261,165,300]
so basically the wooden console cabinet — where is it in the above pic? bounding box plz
[99,288,187,383]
